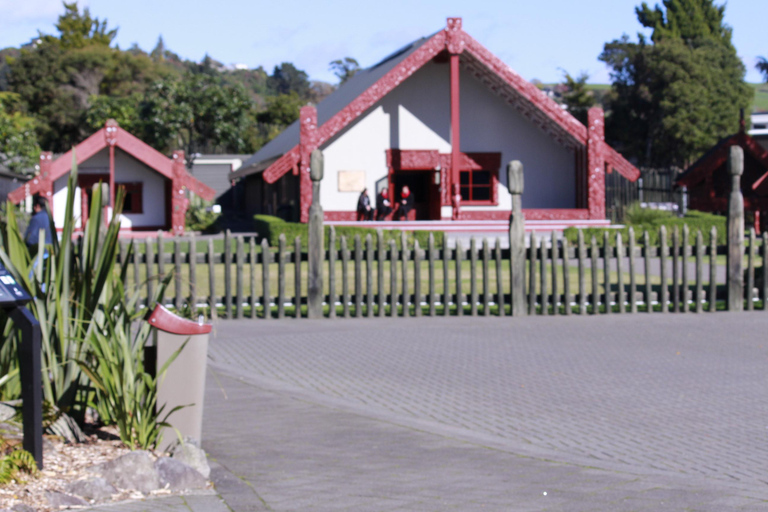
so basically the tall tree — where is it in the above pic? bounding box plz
[140,73,254,165]
[43,1,117,50]
[329,57,360,85]
[0,92,40,173]
[758,57,768,82]
[560,71,595,126]
[268,63,310,99]
[600,0,752,168]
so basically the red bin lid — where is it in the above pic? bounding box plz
[147,305,212,335]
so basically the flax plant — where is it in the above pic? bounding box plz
[0,152,135,415]
[77,269,185,450]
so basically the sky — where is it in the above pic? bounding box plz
[0,0,765,85]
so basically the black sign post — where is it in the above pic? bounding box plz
[0,264,42,469]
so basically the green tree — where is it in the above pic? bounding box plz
[84,94,140,132]
[758,57,768,82]
[560,71,595,126]
[254,91,303,146]
[268,62,310,99]
[42,1,117,50]
[600,0,752,167]
[140,73,253,165]
[0,93,40,173]
[330,57,360,85]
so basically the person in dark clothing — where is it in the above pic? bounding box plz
[25,195,53,251]
[375,188,392,220]
[357,188,373,221]
[396,186,412,221]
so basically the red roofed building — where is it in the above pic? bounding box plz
[233,18,639,227]
[676,126,768,232]
[8,120,215,235]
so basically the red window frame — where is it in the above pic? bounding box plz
[459,153,501,206]
[118,182,143,214]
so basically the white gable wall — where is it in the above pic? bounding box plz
[51,148,167,229]
[460,69,575,210]
[319,59,576,213]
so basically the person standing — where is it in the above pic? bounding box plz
[357,188,373,221]
[25,195,53,252]
[376,188,392,220]
[397,186,412,221]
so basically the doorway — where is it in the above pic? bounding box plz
[392,170,441,220]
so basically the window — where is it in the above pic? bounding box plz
[460,169,492,202]
[118,182,143,214]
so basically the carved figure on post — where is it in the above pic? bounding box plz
[508,160,526,316]
[726,145,744,311]
[307,149,324,318]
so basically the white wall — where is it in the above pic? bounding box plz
[319,59,576,213]
[460,69,575,209]
[51,148,167,229]
[53,176,81,229]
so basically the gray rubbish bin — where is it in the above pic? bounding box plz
[147,305,212,452]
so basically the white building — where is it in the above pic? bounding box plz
[233,18,639,226]
[8,120,215,234]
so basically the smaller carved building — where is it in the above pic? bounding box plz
[8,120,215,234]
[676,128,768,231]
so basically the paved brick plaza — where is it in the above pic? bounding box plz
[89,313,768,511]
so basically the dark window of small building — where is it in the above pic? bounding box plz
[118,182,143,214]
[460,170,492,202]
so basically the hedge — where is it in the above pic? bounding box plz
[562,210,727,247]
[253,215,445,249]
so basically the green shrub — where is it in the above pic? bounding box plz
[185,194,220,233]
[0,449,37,484]
[563,209,726,247]
[253,215,444,249]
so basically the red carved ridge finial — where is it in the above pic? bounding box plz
[104,119,119,146]
[445,17,464,54]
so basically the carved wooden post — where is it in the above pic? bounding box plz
[308,149,324,318]
[508,160,526,316]
[727,145,744,312]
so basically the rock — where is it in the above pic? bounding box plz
[46,490,89,508]
[46,411,87,444]
[0,403,16,422]
[11,505,35,512]
[170,440,210,479]
[155,457,207,491]
[91,450,160,494]
[66,477,117,501]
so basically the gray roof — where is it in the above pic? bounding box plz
[0,164,30,181]
[236,33,436,178]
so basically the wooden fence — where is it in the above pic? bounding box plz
[118,226,765,319]
[120,146,758,320]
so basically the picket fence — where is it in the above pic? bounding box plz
[117,225,765,319]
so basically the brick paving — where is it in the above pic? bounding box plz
[89,313,768,511]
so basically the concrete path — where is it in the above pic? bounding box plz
[90,313,768,511]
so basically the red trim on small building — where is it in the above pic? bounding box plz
[8,120,215,207]
[8,120,215,234]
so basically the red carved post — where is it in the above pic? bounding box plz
[171,151,188,235]
[299,105,319,223]
[446,17,464,221]
[586,107,606,220]
[105,119,118,208]
[36,151,54,212]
